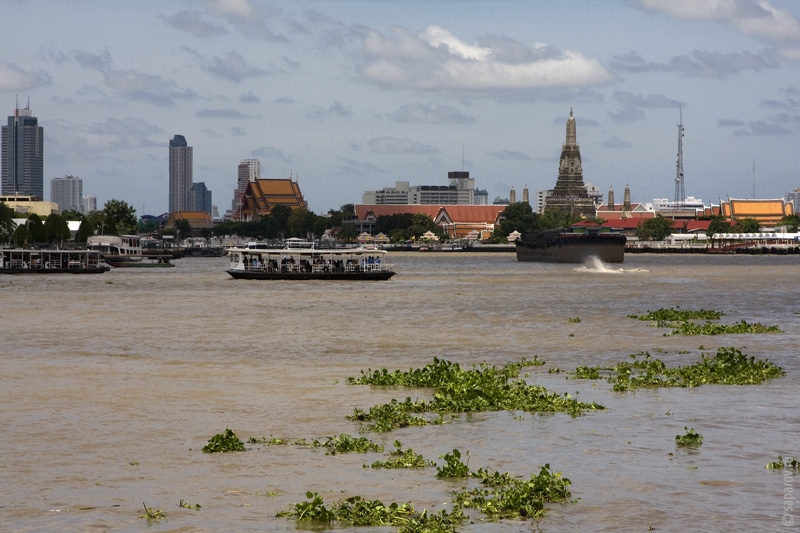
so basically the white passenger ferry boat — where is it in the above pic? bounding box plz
[0,249,110,274]
[226,239,395,280]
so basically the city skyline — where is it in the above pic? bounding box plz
[1,0,799,215]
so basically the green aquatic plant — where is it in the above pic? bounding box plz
[569,347,784,391]
[277,491,467,531]
[140,502,166,521]
[766,456,800,470]
[369,441,434,469]
[347,359,602,433]
[568,317,581,323]
[436,449,470,478]
[666,319,781,336]
[202,428,245,453]
[675,427,703,447]
[309,434,384,455]
[454,464,572,519]
[179,499,201,510]
[627,307,725,321]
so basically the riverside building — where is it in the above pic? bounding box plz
[544,109,596,217]
[168,135,192,213]
[50,175,82,213]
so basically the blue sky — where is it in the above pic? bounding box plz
[2,0,799,215]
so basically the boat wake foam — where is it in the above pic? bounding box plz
[575,255,649,274]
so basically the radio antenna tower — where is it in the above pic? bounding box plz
[674,107,685,205]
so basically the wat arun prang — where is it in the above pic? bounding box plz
[545,109,596,218]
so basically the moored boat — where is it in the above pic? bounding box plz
[226,241,395,280]
[87,235,176,267]
[0,248,110,274]
[515,224,626,263]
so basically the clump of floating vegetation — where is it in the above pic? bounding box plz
[436,449,470,478]
[248,434,384,455]
[454,464,572,519]
[766,456,800,470]
[276,491,467,532]
[179,499,201,511]
[627,308,725,321]
[140,502,166,522]
[279,451,572,527]
[675,427,703,447]
[346,358,602,433]
[308,434,384,455]
[570,347,784,392]
[627,307,780,336]
[369,440,434,469]
[202,428,245,453]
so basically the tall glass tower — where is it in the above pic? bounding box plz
[1,99,44,198]
[169,134,193,213]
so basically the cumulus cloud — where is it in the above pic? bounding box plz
[204,0,287,42]
[46,117,163,152]
[163,10,227,38]
[252,145,292,162]
[368,136,439,154]
[240,91,260,103]
[489,150,533,161]
[613,91,682,108]
[73,49,197,107]
[388,103,476,124]
[335,156,384,175]
[633,0,800,46]
[201,50,272,82]
[609,108,646,123]
[610,49,777,78]
[0,61,52,91]
[308,101,353,119]
[354,24,613,95]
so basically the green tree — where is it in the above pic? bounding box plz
[779,214,800,232]
[635,216,675,241]
[75,220,95,244]
[539,207,581,230]
[60,209,85,221]
[287,207,313,238]
[44,213,71,245]
[338,222,358,242]
[733,217,760,233]
[27,214,46,244]
[103,199,137,235]
[0,201,17,242]
[174,219,192,241]
[706,216,732,237]
[12,223,33,248]
[497,202,538,238]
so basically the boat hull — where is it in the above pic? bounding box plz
[515,235,626,263]
[227,269,395,280]
[0,266,109,274]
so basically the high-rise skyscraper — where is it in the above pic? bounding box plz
[51,175,83,213]
[82,195,97,214]
[189,182,212,215]
[169,135,192,213]
[2,99,44,198]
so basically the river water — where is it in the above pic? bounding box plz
[1,252,798,532]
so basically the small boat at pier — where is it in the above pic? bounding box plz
[0,248,110,274]
[226,239,395,280]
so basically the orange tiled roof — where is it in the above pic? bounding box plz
[721,198,791,221]
[355,204,441,220]
[167,211,214,228]
[240,178,307,218]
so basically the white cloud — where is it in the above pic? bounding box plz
[0,61,51,91]
[356,24,613,94]
[388,103,476,124]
